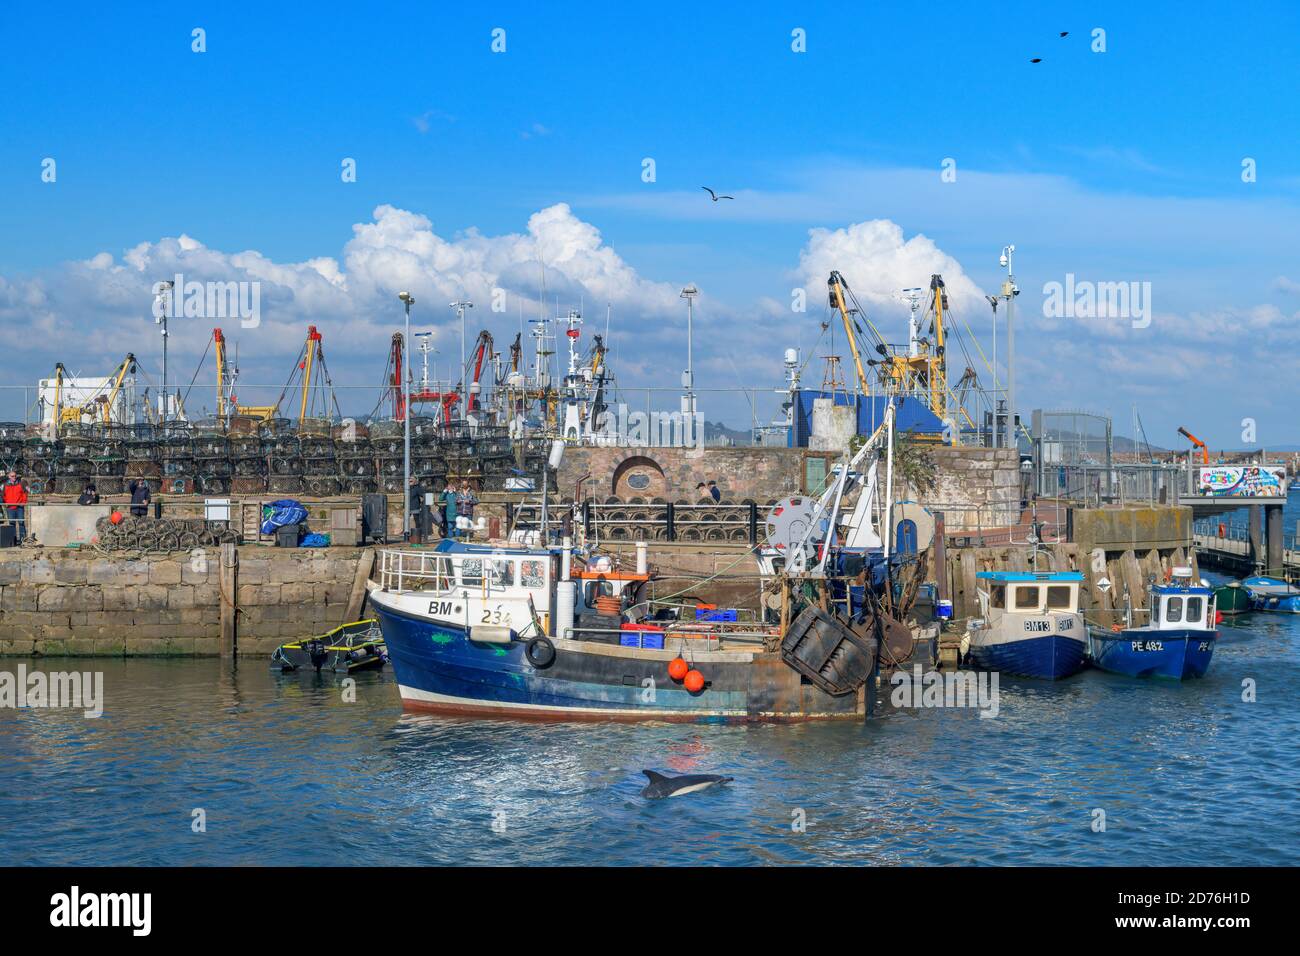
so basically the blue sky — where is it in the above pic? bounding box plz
[2,1,1298,447]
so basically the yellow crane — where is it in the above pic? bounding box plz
[825,271,974,435]
[298,325,323,425]
[93,353,138,425]
[874,275,953,424]
[50,363,66,436]
[212,327,276,421]
[827,271,872,394]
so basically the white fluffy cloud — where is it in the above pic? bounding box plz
[795,219,987,316]
[0,204,701,420]
[0,202,1293,439]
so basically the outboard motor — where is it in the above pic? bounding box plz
[306,639,329,673]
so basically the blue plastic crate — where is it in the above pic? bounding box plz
[619,630,665,649]
[694,607,738,622]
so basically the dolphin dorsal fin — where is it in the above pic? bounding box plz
[642,770,668,782]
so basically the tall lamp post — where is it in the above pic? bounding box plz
[154,280,174,424]
[998,246,1018,452]
[679,283,699,418]
[449,299,473,418]
[398,292,415,539]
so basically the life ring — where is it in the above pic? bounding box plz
[525,637,556,669]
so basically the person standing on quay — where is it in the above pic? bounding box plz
[3,469,28,541]
[128,478,151,518]
[440,483,459,540]
[458,482,479,540]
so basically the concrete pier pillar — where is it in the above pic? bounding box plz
[1266,504,1284,576]
[1248,505,1264,571]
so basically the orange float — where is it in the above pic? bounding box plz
[667,657,689,682]
[684,669,705,693]
[110,511,124,525]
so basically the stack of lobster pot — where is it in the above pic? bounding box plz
[191,419,231,496]
[264,428,303,495]
[229,431,267,495]
[299,425,339,497]
[0,423,29,479]
[159,422,194,495]
[369,418,407,494]
[85,423,127,496]
[124,423,162,494]
[334,420,374,495]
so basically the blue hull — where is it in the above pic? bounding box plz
[1247,593,1300,613]
[967,634,1087,680]
[369,599,855,720]
[1087,628,1216,680]
[1242,576,1300,612]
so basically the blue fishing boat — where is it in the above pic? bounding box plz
[1241,575,1300,613]
[365,539,875,721]
[963,571,1088,679]
[1087,569,1218,679]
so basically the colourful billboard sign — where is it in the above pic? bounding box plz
[1197,465,1287,498]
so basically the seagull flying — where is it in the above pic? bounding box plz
[701,186,734,201]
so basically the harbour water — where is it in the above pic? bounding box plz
[2,610,1296,866]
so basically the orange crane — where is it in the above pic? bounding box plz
[1177,426,1210,465]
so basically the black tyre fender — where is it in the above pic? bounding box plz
[525,637,556,669]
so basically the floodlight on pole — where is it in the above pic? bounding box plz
[398,292,415,539]
[449,299,473,417]
[154,280,174,423]
[679,283,699,418]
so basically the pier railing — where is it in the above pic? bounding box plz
[507,501,760,545]
[377,548,456,593]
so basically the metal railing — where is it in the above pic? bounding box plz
[507,500,761,545]
[377,548,455,593]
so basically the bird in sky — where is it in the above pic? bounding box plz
[701,186,734,201]
[1031,30,1071,62]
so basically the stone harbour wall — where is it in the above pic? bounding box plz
[556,446,837,502]
[912,446,1022,531]
[0,548,366,658]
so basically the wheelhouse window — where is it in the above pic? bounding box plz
[1165,596,1184,623]
[488,560,514,587]
[989,585,1006,609]
[1185,596,1203,625]
[520,560,545,589]
[1013,585,1042,610]
[459,558,483,586]
[1045,585,1075,611]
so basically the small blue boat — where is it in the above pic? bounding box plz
[1087,569,1217,679]
[1241,575,1300,613]
[964,571,1088,679]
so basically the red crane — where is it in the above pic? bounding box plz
[389,331,460,423]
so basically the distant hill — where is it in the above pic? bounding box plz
[703,420,754,446]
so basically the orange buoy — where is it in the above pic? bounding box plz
[110,510,124,525]
[668,657,689,682]
[684,669,705,693]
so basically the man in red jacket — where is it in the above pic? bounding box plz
[3,469,28,542]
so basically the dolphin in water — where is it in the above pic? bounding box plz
[640,770,733,799]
